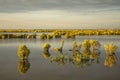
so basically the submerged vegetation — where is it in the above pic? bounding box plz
[72,41,81,55]
[40,39,118,68]
[18,44,30,60]
[90,40,101,50]
[16,42,118,74]
[54,39,64,53]
[82,39,91,50]
[17,44,31,74]
[42,42,51,59]
[42,42,51,51]
[104,43,118,55]
[17,39,118,68]
[104,43,118,67]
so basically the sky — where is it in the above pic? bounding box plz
[0,0,120,29]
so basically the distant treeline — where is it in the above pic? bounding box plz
[0,29,120,39]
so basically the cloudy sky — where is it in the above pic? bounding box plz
[0,0,120,29]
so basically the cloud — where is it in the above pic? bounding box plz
[0,0,120,13]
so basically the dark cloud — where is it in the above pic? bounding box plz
[0,0,120,13]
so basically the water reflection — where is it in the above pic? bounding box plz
[45,49,101,67]
[18,60,30,74]
[104,54,118,67]
[69,49,101,67]
[0,36,120,80]
[50,54,67,65]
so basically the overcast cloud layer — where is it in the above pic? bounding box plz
[0,0,120,13]
[0,0,120,29]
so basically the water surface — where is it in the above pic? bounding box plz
[0,36,120,80]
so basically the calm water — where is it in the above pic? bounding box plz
[0,36,120,80]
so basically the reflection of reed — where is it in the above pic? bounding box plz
[50,54,67,65]
[104,54,118,67]
[18,60,30,74]
[70,49,100,67]
[48,49,101,67]
[69,54,91,67]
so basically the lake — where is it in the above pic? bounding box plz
[0,36,120,80]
